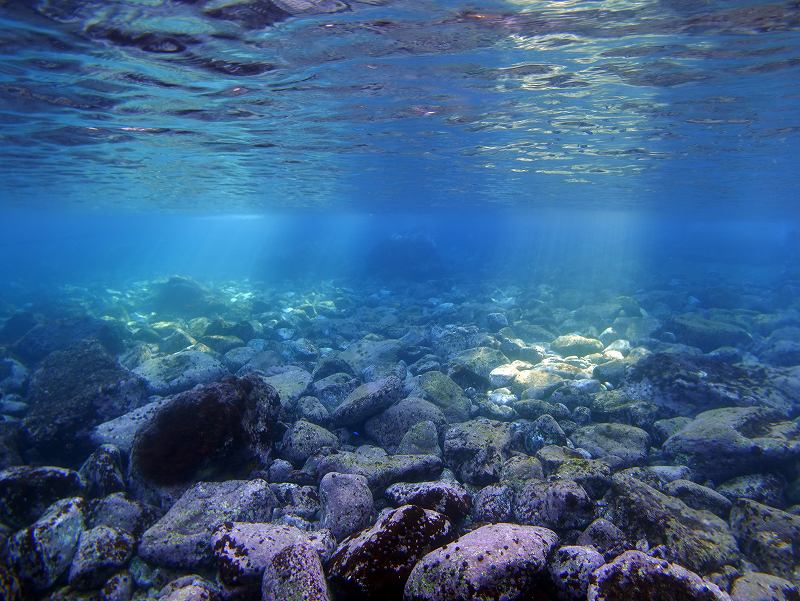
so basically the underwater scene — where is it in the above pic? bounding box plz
[1,0,800,600]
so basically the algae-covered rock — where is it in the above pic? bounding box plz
[552,334,604,357]
[666,313,752,352]
[610,473,740,573]
[729,498,800,582]
[449,347,509,388]
[417,371,471,422]
[587,550,729,601]
[138,479,276,569]
[514,478,595,530]
[443,418,514,485]
[320,472,373,541]
[364,397,446,450]
[328,504,453,600]
[315,449,442,492]
[281,419,338,466]
[68,525,135,590]
[0,465,84,529]
[262,542,332,601]
[404,523,558,601]
[572,423,650,469]
[730,571,799,601]
[385,480,472,521]
[133,350,227,395]
[663,406,800,481]
[332,376,404,427]
[549,545,605,601]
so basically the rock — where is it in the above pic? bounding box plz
[666,313,752,352]
[223,345,259,372]
[68,525,135,590]
[443,418,514,485]
[328,504,453,600]
[270,483,320,521]
[549,545,605,601]
[500,455,545,487]
[514,478,595,530]
[332,376,404,427]
[281,420,338,466]
[0,465,84,528]
[0,419,22,469]
[79,444,126,499]
[471,484,513,523]
[260,366,314,407]
[448,347,509,388]
[23,340,149,463]
[99,571,135,601]
[665,479,733,518]
[536,444,588,474]
[0,565,22,601]
[515,369,565,398]
[131,375,280,486]
[212,522,335,591]
[552,457,612,499]
[310,373,360,409]
[416,371,471,422]
[729,498,800,581]
[628,352,794,416]
[591,390,659,429]
[385,480,471,521]
[663,407,800,481]
[201,334,244,354]
[337,337,402,379]
[515,414,567,453]
[294,396,331,425]
[7,497,85,591]
[89,492,154,535]
[320,472,373,541]
[157,575,223,601]
[0,357,28,395]
[13,315,124,364]
[652,417,693,445]
[91,398,170,453]
[587,550,729,600]
[514,398,570,420]
[730,572,799,601]
[313,356,355,381]
[397,420,442,457]
[764,340,800,368]
[133,350,227,395]
[610,473,740,573]
[404,523,558,601]
[717,473,787,508]
[315,449,442,493]
[577,518,629,560]
[571,423,650,469]
[0,311,37,344]
[486,312,508,331]
[364,397,445,450]
[552,334,604,357]
[138,479,276,569]
[149,276,219,315]
[262,542,332,601]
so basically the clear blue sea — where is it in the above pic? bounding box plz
[1,1,800,599]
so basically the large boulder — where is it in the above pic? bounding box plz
[138,479,276,569]
[443,418,514,485]
[404,523,559,601]
[587,550,729,600]
[328,504,453,600]
[315,449,442,493]
[23,340,149,463]
[610,473,740,573]
[133,350,228,395]
[149,275,220,316]
[130,375,280,486]
[663,406,800,482]
[666,313,752,352]
[571,423,650,469]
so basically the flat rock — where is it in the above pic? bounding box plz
[138,479,276,569]
[315,449,442,492]
[133,350,227,395]
[404,523,559,601]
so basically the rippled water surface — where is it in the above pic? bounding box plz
[0,0,798,210]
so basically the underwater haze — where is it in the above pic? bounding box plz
[1,1,800,600]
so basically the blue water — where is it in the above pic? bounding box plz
[3,1,800,599]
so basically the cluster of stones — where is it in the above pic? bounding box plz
[0,274,799,600]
